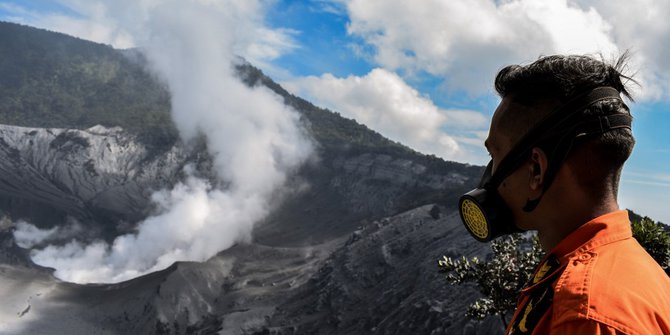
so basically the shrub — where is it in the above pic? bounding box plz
[632,217,670,274]
[438,234,542,328]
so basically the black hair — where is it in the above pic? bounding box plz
[493,53,637,196]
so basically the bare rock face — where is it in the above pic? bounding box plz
[0,124,188,230]
[335,153,469,189]
[253,152,477,247]
[329,153,469,217]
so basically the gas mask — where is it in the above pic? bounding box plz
[459,87,632,242]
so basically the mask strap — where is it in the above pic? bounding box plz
[521,112,632,212]
[488,87,629,210]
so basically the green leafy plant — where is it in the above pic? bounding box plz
[632,217,670,274]
[438,234,543,328]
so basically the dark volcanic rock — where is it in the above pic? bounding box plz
[253,152,476,247]
[227,191,500,335]
[257,206,504,335]
[0,125,189,234]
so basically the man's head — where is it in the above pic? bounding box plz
[486,54,635,236]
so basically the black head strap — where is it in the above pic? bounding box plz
[574,113,632,138]
[487,87,630,195]
[521,111,632,211]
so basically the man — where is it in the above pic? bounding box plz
[458,55,670,334]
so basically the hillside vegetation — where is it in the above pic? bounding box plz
[0,21,176,147]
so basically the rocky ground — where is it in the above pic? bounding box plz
[0,204,504,335]
[256,206,504,335]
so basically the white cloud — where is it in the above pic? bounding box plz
[343,0,670,98]
[620,170,670,223]
[0,0,297,65]
[574,0,670,100]
[620,182,670,225]
[624,171,670,185]
[0,2,135,48]
[285,68,487,161]
[310,0,347,16]
[40,14,135,48]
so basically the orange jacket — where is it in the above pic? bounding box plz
[506,210,670,335]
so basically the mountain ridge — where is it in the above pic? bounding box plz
[0,19,482,242]
[0,21,495,334]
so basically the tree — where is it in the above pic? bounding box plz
[438,234,543,328]
[632,217,670,275]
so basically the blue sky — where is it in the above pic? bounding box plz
[0,0,668,223]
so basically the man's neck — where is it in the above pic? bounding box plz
[537,194,620,251]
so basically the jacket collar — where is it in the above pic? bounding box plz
[521,210,631,293]
[550,210,632,260]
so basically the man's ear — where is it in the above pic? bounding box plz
[528,147,548,194]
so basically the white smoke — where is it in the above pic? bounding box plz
[29,174,275,283]
[13,222,58,249]
[14,0,313,283]
[13,219,83,249]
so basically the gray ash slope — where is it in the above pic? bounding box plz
[0,22,500,334]
[259,206,503,335]
[0,124,191,236]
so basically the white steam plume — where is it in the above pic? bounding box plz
[15,0,312,283]
[13,219,83,249]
